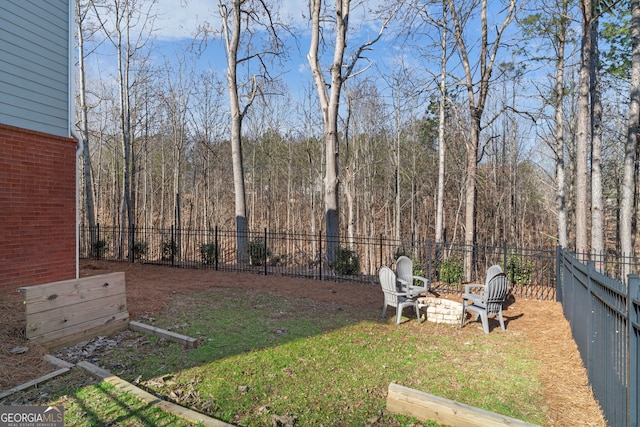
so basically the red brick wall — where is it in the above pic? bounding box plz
[0,124,77,291]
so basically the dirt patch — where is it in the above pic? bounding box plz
[0,260,604,426]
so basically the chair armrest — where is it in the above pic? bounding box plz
[407,277,429,297]
[386,288,409,298]
[462,283,484,305]
[412,276,430,287]
[396,278,410,292]
[464,283,484,294]
[398,276,429,298]
[397,278,410,286]
[462,293,483,305]
[407,287,427,298]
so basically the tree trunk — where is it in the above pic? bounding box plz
[622,0,640,274]
[554,2,568,249]
[435,1,447,245]
[75,0,97,245]
[463,112,480,280]
[448,0,515,281]
[324,101,341,263]
[345,169,355,245]
[307,0,349,264]
[220,0,249,263]
[590,15,603,265]
[116,22,131,260]
[575,0,592,259]
[395,125,401,242]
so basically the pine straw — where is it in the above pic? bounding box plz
[0,261,606,426]
[516,300,606,426]
[0,292,51,391]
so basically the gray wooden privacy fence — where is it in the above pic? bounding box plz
[557,248,640,427]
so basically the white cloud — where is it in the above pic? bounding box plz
[278,1,310,28]
[153,0,215,40]
[151,0,389,40]
[151,0,307,40]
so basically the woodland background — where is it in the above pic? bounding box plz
[73,0,640,279]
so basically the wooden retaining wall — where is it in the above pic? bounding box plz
[17,272,129,350]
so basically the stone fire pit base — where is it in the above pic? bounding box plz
[417,297,463,324]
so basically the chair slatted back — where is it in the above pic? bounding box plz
[379,266,399,304]
[395,256,413,285]
[485,264,504,286]
[484,272,509,315]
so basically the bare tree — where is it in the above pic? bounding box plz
[447,0,517,280]
[574,0,593,259]
[621,0,640,273]
[518,0,574,248]
[398,0,452,246]
[590,10,604,262]
[555,2,570,250]
[382,62,425,242]
[217,0,284,262]
[307,0,394,263]
[190,70,228,229]
[93,0,157,259]
[436,0,447,245]
[157,55,196,261]
[342,79,388,245]
[295,84,325,245]
[75,0,97,245]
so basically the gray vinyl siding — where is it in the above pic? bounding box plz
[0,0,70,137]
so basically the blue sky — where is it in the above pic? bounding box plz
[85,0,537,139]
[142,0,425,126]
[149,1,428,77]
[152,0,392,41]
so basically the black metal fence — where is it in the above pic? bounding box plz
[81,225,557,300]
[557,248,640,427]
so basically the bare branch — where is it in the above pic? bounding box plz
[344,7,399,80]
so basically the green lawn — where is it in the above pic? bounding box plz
[1,287,546,426]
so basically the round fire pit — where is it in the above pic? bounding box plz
[416,297,463,324]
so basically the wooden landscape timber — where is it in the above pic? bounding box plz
[0,355,74,400]
[386,382,540,427]
[0,367,70,400]
[129,321,200,348]
[77,361,231,427]
[17,272,129,350]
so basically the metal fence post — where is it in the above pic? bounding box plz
[318,230,322,281]
[427,239,432,282]
[628,275,640,427]
[556,246,562,303]
[96,223,101,260]
[264,228,268,276]
[171,225,175,266]
[503,241,508,272]
[587,261,596,387]
[214,226,219,271]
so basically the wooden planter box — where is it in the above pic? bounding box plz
[18,272,129,350]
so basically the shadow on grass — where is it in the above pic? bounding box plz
[76,286,543,426]
[0,369,197,427]
[3,285,544,427]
